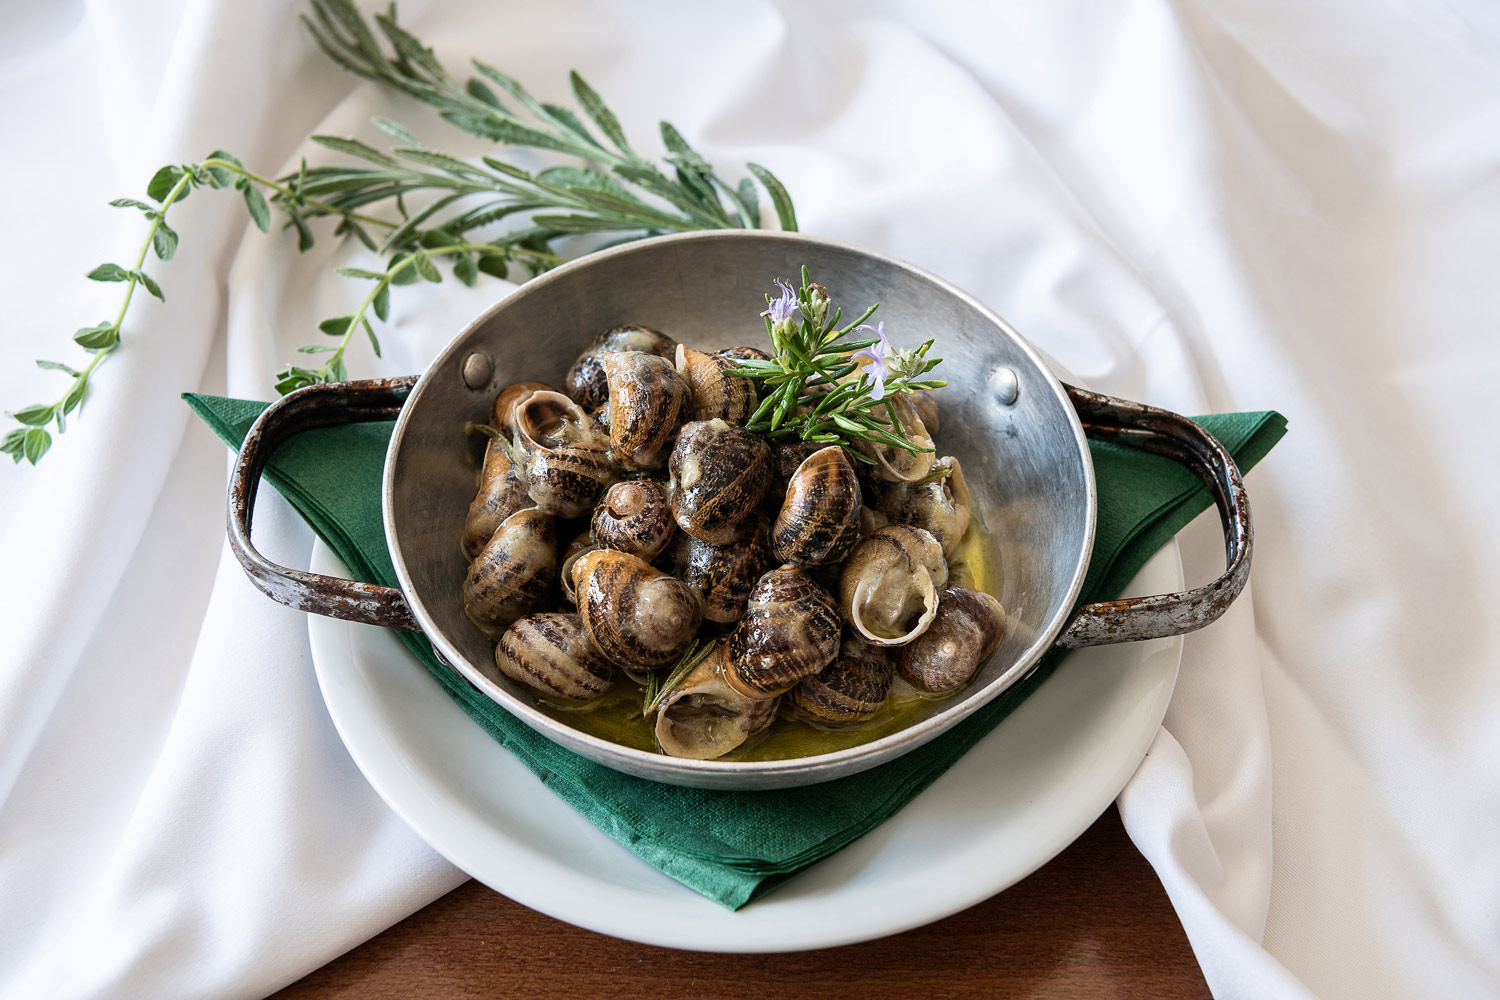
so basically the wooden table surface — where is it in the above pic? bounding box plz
[274,805,1208,999]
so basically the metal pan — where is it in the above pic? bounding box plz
[227,231,1250,789]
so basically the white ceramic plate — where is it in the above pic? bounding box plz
[307,538,1183,952]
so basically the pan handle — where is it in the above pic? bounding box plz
[227,376,422,632]
[1054,385,1253,649]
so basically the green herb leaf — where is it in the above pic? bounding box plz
[371,116,421,147]
[362,316,382,357]
[134,270,165,301]
[10,404,56,426]
[110,198,155,212]
[320,316,354,337]
[476,255,508,280]
[147,165,184,202]
[36,360,79,376]
[335,267,387,279]
[372,282,390,321]
[87,263,129,282]
[413,252,442,282]
[243,186,271,232]
[297,344,339,353]
[152,222,178,261]
[569,70,632,155]
[453,252,478,286]
[748,164,797,231]
[21,427,51,464]
[73,322,118,351]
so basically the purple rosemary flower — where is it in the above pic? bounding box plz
[761,279,800,332]
[852,322,895,400]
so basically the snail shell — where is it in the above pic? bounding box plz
[668,419,772,544]
[853,394,935,483]
[787,636,892,725]
[872,456,972,557]
[838,525,948,646]
[591,479,676,560]
[574,549,703,667]
[559,530,599,605]
[670,516,772,624]
[492,380,560,440]
[462,436,532,559]
[725,565,841,699]
[495,612,615,702]
[771,439,826,498]
[907,389,940,437]
[462,507,558,630]
[675,345,758,423]
[716,346,772,363]
[565,324,677,411]
[893,587,1006,693]
[772,446,863,566]
[655,644,778,760]
[604,352,690,472]
[513,390,615,518]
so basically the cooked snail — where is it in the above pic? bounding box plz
[675,345,758,423]
[654,643,778,760]
[871,456,971,557]
[574,549,703,668]
[603,351,690,472]
[787,636,892,725]
[558,530,598,606]
[893,587,1005,693]
[670,516,772,624]
[565,324,677,411]
[462,435,532,559]
[668,419,771,544]
[838,525,948,646]
[725,565,842,699]
[495,612,615,701]
[512,389,615,517]
[492,380,560,440]
[462,507,558,630]
[852,394,935,483]
[772,445,862,566]
[591,479,676,560]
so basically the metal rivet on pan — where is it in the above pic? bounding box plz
[989,366,1019,406]
[461,352,494,389]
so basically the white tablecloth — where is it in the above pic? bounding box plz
[2,1,1497,996]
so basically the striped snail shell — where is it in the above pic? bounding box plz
[907,389,940,437]
[852,394,935,483]
[674,345,758,423]
[591,479,676,561]
[462,507,558,632]
[893,587,1006,693]
[495,612,615,702]
[669,515,773,624]
[787,635,892,726]
[574,549,703,668]
[603,351,690,472]
[655,643,778,760]
[462,435,532,559]
[871,456,972,557]
[771,445,863,566]
[558,529,599,606]
[838,525,948,646]
[668,419,772,544]
[771,439,825,498]
[492,380,561,440]
[725,565,841,700]
[512,389,615,518]
[565,324,677,411]
[716,345,772,362]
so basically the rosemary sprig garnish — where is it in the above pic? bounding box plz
[728,268,948,459]
[5,0,799,465]
[642,640,719,717]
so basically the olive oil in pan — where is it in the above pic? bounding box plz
[537,524,1002,761]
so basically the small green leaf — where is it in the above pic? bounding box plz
[747,163,797,231]
[243,187,271,232]
[453,253,477,287]
[413,252,442,283]
[60,378,87,415]
[10,404,56,427]
[362,316,382,357]
[134,270,165,301]
[372,283,390,321]
[329,354,348,381]
[87,263,129,282]
[22,427,50,464]
[297,344,339,353]
[110,198,155,211]
[476,255,509,280]
[74,323,118,351]
[319,316,354,337]
[569,71,632,155]
[335,267,387,280]
[389,252,420,285]
[737,177,760,227]
[147,165,184,202]
[371,116,420,147]
[290,212,315,252]
[203,149,243,187]
[152,222,178,261]
[1,428,24,458]
[310,134,402,168]
[465,77,503,109]
[36,360,79,376]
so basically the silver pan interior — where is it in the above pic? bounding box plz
[385,230,1095,789]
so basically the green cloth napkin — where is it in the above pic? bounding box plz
[185,392,1284,909]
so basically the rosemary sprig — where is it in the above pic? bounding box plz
[729,268,948,458]
[642,640,719,717]
[5,0,800,465]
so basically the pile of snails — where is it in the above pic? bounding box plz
[460,324,1006,761]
